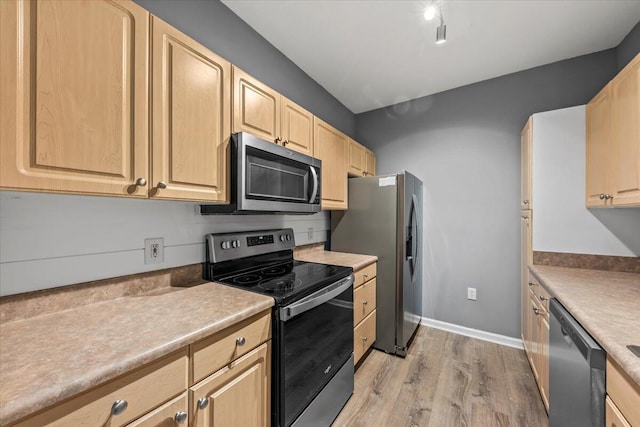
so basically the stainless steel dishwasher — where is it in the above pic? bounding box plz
[549,298,606,427]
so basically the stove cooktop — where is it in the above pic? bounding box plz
[214,260,353,305]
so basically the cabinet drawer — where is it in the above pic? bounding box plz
[354,263,376,289]
[606,396,632,427]
[354,310,376,365]
[607,356,640,427]
[354,278,376,326]
[191,310,271,384]
[126,392,188,426]
[15,349,188,427]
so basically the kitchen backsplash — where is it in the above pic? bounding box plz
[533,251,640,274]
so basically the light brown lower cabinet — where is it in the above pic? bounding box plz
[523,272,549,413]
[352,262,377,365]
[607,356,640,427]
[126,392,189,426]
[190,342,271,427]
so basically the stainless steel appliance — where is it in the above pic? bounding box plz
[204,229,354,427]
[200,132,321,214]
[549,298,605,427]
[331,171,423,357]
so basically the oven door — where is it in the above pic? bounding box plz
[277,274,354,427]
[237,132,321,213]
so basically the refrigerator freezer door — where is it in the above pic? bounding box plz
[331,175,399,355]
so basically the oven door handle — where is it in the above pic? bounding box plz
[280,273,354,322]
[309,165,319,203]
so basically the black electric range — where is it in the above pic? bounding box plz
[203,229,354,427]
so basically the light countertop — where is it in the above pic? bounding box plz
[0,282,274,425]
[295,250,377,270]
[529,265,640,386]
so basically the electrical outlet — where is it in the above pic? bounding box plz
[467,287,477,301]
[144,238,164,264]
[308,227,314,240]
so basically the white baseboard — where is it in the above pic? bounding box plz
[420,317,524,350]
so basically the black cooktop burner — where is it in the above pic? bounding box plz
[213,259,353,305]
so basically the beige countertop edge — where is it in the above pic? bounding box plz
[0,282,274,426]
[294,250,378,270]
[528,265,640,388]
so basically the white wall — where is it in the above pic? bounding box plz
[0,191,329,296]
[532,106,640,256]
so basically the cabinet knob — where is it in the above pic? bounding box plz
[362,300,368,305]
[605,194,613,200]
[363,273,368,279]
[275,136,282,144]
[135,177,147,187]
[157,181,168,189]
[283,139,289,146]
[174,411,188,424]
[361,336,368,342]
[532,307,540,316]
[528,281,534,287]
[523,200,529,205]
[236,337,246,346]
[599,194,606,200]
[197,397,209,410]
[539,295,548,301]
[111,399,128,416]
[521,215,529,220]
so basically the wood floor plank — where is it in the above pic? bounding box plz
[333,326,547,427]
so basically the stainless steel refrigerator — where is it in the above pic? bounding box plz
[331,171,423,357]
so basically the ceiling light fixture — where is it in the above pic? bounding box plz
[435,8,446,44]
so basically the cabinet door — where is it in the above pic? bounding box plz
[0,0,149,197]
[611,55,640,206]
[365,148,376,176]
[314,118,348,210]
[347,139,365,177]
[190,342,270,427]
[520,213,532,351]
[606,397,632,427]
[538,313,549,411]
[528,294,539,381]
[151,17,230,202]
[586,86,613,207]
[520,117,533,209]
[233,67,280,143]
[126,392,188,427]
[281,97,314,156]
[354,310,376,365]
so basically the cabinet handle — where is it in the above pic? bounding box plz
[361,336,368,342]
[521,215,529,220]
[236,337,246,346]
[523,200,529,205]
[532,307,540,316]
[274,136,282,144]
[283,139,289,146]
[539,295,548,301]
[363,273,368,279]
[605,194,613,200]
[111,400,128,416]
[197,397,209,410]
[157,181,168,189]
[362,300,368,305]
[599,194,606,200]
[528,281,535,287]
[174,411,188,424]
[135,177,147,187]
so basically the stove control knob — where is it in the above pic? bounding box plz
[280,235,286,242]
[286,235,291,241]
[235,240,241,248]
[231,240,238,248]
[221,241,231,250]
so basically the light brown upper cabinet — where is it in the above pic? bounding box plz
[586,53,640,207]
[348,139,376,177]
[151,16,230,202]
[0,0,149,197]
[521,117,533,209]
[348,139,365,177]
[233,67,314,156]
[365,147,377,176]
[314,118,348,210]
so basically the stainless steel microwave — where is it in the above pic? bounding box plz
[200,132,321,214]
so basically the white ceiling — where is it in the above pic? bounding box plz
[222,0,640,114]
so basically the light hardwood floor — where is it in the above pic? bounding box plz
[333,326,548,427]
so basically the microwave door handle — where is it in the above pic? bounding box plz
[309,166,319,203]
[280,274,354,322]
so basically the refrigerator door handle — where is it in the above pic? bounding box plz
[407,194,419,281]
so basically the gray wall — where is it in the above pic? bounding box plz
[134,0,356,137]
[617,21,640,71]
[354,49,619,338]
